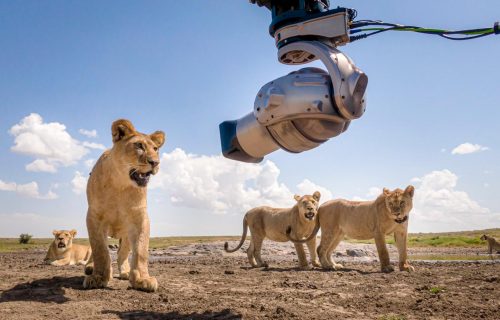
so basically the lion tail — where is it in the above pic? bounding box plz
[224,216,248,253]
[286,215,320,244]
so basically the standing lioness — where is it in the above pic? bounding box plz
[83,119,165,292]
[225,192,321,269]
[288,186,415,273]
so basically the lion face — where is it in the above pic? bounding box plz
[294,191,321,221]
[52,229,77,251]
[480,235,488,241]
[111,119,165,188]
[383,185,414,224]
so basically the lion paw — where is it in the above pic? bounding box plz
[131,276,158,292]
[333,263,343,270]
[119,272,130,280]
[381,265,395,273]
[400,264,415,272]
[83,274,108,289]
[312,260,321,268]
[299,264,312,270]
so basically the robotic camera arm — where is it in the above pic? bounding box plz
[220,0,366,163]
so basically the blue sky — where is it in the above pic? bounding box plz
[1,0,499,237]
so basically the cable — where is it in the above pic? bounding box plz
[348,20,498,42]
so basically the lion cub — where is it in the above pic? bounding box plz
[288,186,415,273]
[83,119,165,293]
[224,192,321,269]
[44,229,91,266]
[480,234,500,254]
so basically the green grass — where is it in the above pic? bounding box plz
[0,236,240,253]
[429,287,444,294]
[409,254,497,261]
[346,228,500,248]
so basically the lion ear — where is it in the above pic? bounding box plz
[70,229,77,237]
[404,185,415,198]
[383,188,391,196]
[52,230,60,237]
[313,191,321,201]
[294,194,301,202]
[149,131,166,148]
[111,119,136,143]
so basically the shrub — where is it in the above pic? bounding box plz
[19,233,33,244]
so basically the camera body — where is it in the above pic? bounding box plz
[220,1,367,163]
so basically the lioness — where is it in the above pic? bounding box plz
[44,229,91,266]
[83,119,165,292]
[288,186,415,273]
[480,234,500,254]
[224,192,321,269]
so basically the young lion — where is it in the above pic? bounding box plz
[44,229,91,266]
[224,192,321,269]
[288,186,415,273]
[83,119,165,292]
[480,234,500,254]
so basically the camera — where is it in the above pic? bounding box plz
[220,1,368,163]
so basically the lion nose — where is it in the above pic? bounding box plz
[307,207,314,211]
[148,159,159,168]
[58,238,64,241]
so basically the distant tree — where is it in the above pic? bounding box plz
[19,233,33,244]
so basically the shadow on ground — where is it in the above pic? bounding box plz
[0,276,84,304]
[103,309,242,320]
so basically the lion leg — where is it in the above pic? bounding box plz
[324,232,344,270]
[128,216,157,292]
[374,232,393,273]
[84,254,94,275]
[306,237,320,267]
[246,240,258,267]
[394,230,414,272]
[51,257,71,266]
[117,237,131,280]
[294,243,309,269]
[252,236,268,268]
[83,216,112,289]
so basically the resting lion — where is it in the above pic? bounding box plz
[224,192,321,269]
[288,186,415,273]
[480,234,500,254]
[44,229,91,266]
[83,119,165,292]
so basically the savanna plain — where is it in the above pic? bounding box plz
[0,230,499,320]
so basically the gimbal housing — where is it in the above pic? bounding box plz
[219,0,367,163]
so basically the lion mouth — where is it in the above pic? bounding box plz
[129,170,153,187]
[305,212,315,220]
[57,243,66,248]
[394,216,408,224]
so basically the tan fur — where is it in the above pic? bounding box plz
[225,192,321,269]
[44,229,91,266]
[288,186,415,273]
[481,235,500,254]
[83,119,165,292]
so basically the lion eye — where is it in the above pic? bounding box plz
[135,143,145,150]
[153,146,158,152]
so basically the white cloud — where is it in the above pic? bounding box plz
[150,148,330,214]
[410,169,499,231]
[451,143,489,155]
[84,158,96,168]
[71,171,87,195]
[79,129,97,138]
[9,113,90,172]
[0,179,58,200]
[25,159,57,173]
[82,141,106,150]
[296,179,333,202]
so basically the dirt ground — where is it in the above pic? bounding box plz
[0,241,498,320]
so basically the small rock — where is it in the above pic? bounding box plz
[188,270,199,275]
[224,270,235,275]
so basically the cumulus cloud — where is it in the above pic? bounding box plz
[79,128,97,138]
[451,143,489,155]
[82,141,106,150]
[0,179,57,200]
[296,179,333,202]
[71,171,87,195]
[150,148,330,214]
[9,113,106,173]
[410,169,498,231]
